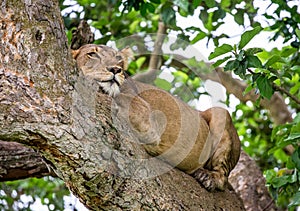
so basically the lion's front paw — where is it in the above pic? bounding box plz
[192,168,227,191]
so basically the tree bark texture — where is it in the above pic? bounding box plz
[0,0,245,210]
[229,151,281,211]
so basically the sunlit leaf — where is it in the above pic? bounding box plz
[238,26,263,49]
[212,56,232,67]
[154,78,172,91]
[264,55,286,67]
[220,0,231,8]
[191,31,207,44]
[208,44,233,60]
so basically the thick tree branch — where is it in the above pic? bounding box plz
[229,151,281,211]
[0,141,53,181]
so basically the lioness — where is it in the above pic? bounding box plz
[72,44,241,191]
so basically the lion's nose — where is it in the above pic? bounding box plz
[107,66,122,74]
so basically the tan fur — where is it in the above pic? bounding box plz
[73,44,241,191]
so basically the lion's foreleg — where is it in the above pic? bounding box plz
[193,107,241,191]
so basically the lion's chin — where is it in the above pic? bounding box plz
[99,81,120,97]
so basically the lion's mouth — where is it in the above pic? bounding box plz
[101,77,121,87]
[96,73,123,86]
[111,77,121,86]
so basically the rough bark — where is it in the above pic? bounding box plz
[0,0,245,210]
[229,151,281,211]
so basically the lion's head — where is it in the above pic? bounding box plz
[72,44,132,97]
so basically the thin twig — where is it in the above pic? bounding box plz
[133,21,167,83]
[272,83,300,105]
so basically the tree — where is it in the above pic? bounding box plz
[0,0,244,210]
[1,0,299,210]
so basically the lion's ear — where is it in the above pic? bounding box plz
[120,47,134,70]
[120,47,134,60]
[71,49,80,59]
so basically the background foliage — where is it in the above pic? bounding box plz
[1,0,299,210]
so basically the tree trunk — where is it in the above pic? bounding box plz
[0,0,245,210]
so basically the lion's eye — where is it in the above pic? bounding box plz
[116,55,122,60]
[87,52,100,59]
[117,60,124,67]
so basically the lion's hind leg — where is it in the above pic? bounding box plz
[192,107,240,191]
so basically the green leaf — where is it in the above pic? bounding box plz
[291,148,300,170]
[174,0,189,12]
[296,28,300,39]
[237,50,245,61]
[208,44,233,60]
[290,83,300,95]
[289,191,300,207]
[140,3,147,17]
[146,3,156,13]
[264,55,286,67]
[286,121,300,141]
[246,48,263,55]
[238,26,263,49]
[213,56,232,67]
[220,0,231,8]
[234,9,244,25]
[161,5,176,25]
[135,56,146,69]
[193,0,202,7]
[224,59,239,71]
[212,8,226,22]
[234,64,246,76]
[246,55,262,68]
[204,0,215,7]
[256,75,274,99]
[173,71,189,82]
[191,31,207,44]
[150,0,161,4]
[154,78,172,91]
[199,10,208,24]
[129,20,140,33]
[281,47,297,57]
[265,169,276,182]
[243,83,254,96]
[271,175,292,188]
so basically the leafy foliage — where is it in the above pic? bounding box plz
[265,114,300,210]
[0,177,69,211]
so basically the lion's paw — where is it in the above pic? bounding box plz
[192,168,227,191]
